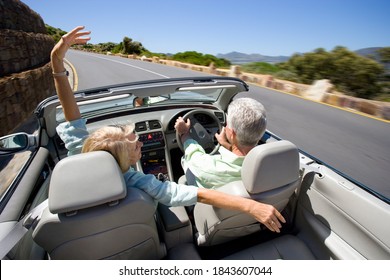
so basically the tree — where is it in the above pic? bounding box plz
[172,51,230,67]
[281,46,384,99]
[329,47,384,98]
[96,42,117,53]
[281,48,333,84]
[45,24,66,42]
[122,37,144,55]
[378,47,390,63]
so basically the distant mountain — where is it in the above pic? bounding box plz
[355,47,389,71]
[354,47,382,59]
[218,48,388,66]
[216,51,290,65]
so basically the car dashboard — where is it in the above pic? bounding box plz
[58,104,226,183]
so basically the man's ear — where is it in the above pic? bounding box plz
[230,128,237,143]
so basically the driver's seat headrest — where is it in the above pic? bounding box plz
[242,140,300,194]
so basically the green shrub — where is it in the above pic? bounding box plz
[274,70,301,83]
[45,24,66,42]
[241,62,281,74]
[172,51,230,67]
[282,47,385,99]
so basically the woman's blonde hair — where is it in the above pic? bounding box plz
[82,123,136,173]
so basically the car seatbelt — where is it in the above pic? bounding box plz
[288,163,323,225]
[300,162,322,176]
[0,199,48,259]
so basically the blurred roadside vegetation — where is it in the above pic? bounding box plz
[243,47,390,101]
[172,51,230,68]
[47,25,389,102]
[45,24,66,42]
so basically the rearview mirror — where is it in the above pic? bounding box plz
[133,96,169,107]
[133,97,151,107]
[0,133,36,155]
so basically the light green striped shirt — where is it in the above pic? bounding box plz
[182,139,245,189]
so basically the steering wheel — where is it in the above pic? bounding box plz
[176,109,223,155]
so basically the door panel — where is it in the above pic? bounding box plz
[295,165,390,260]
[0,148,50,259]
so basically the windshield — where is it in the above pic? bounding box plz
[56,88,221,123]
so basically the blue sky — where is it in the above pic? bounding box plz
[21,0,390,56]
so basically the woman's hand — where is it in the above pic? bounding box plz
[51,26,91,62]
[197,188,286,233]
[247,200,286,232]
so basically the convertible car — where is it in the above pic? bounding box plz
[0,76,389,260]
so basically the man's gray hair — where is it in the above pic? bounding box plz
[226,98,267,147]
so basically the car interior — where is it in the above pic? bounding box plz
[1,77,389,260]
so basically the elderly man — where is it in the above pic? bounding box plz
[175,97,267,189]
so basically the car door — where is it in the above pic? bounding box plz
[0,145,52,259]
[295,163,390,260]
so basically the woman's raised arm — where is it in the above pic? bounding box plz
[51,26,91,121]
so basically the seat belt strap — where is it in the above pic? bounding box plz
[0,199,48,259]
[300,162,322,176]
[289,163,322,225]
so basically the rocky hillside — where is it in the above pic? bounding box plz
[0,0,55,136]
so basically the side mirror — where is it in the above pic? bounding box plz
[0,133,36,155]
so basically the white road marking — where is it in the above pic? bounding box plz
[82,52,170,78]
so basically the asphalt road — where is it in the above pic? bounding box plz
[66,50,390,200]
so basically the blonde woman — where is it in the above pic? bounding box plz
[52,26,285,232]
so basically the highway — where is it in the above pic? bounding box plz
[66,50,390,200]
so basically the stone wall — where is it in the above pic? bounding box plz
[0,29,54,76]
[0,0,55,136]
[0,0,47,32]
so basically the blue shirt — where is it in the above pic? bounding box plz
[56,119,198,207]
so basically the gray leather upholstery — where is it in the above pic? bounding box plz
[242,140,300,195]
[157,204,193,250]
[167,243,202,260]
[48,151,127,214]
[194,140,300,246]
[223,235,316,260]
[32,151,166,260]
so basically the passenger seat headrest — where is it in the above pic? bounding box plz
[49,151,127,214]
[242,140,299,194]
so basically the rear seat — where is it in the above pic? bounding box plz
[223,235,316,260]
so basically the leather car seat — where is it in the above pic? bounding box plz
[32,151,166,260]
[194,140,300,246]
[223,234,316,259]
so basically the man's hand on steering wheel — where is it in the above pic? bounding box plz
[174,109,222,155]
[215,127,232,151]
[175,117,191,142]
